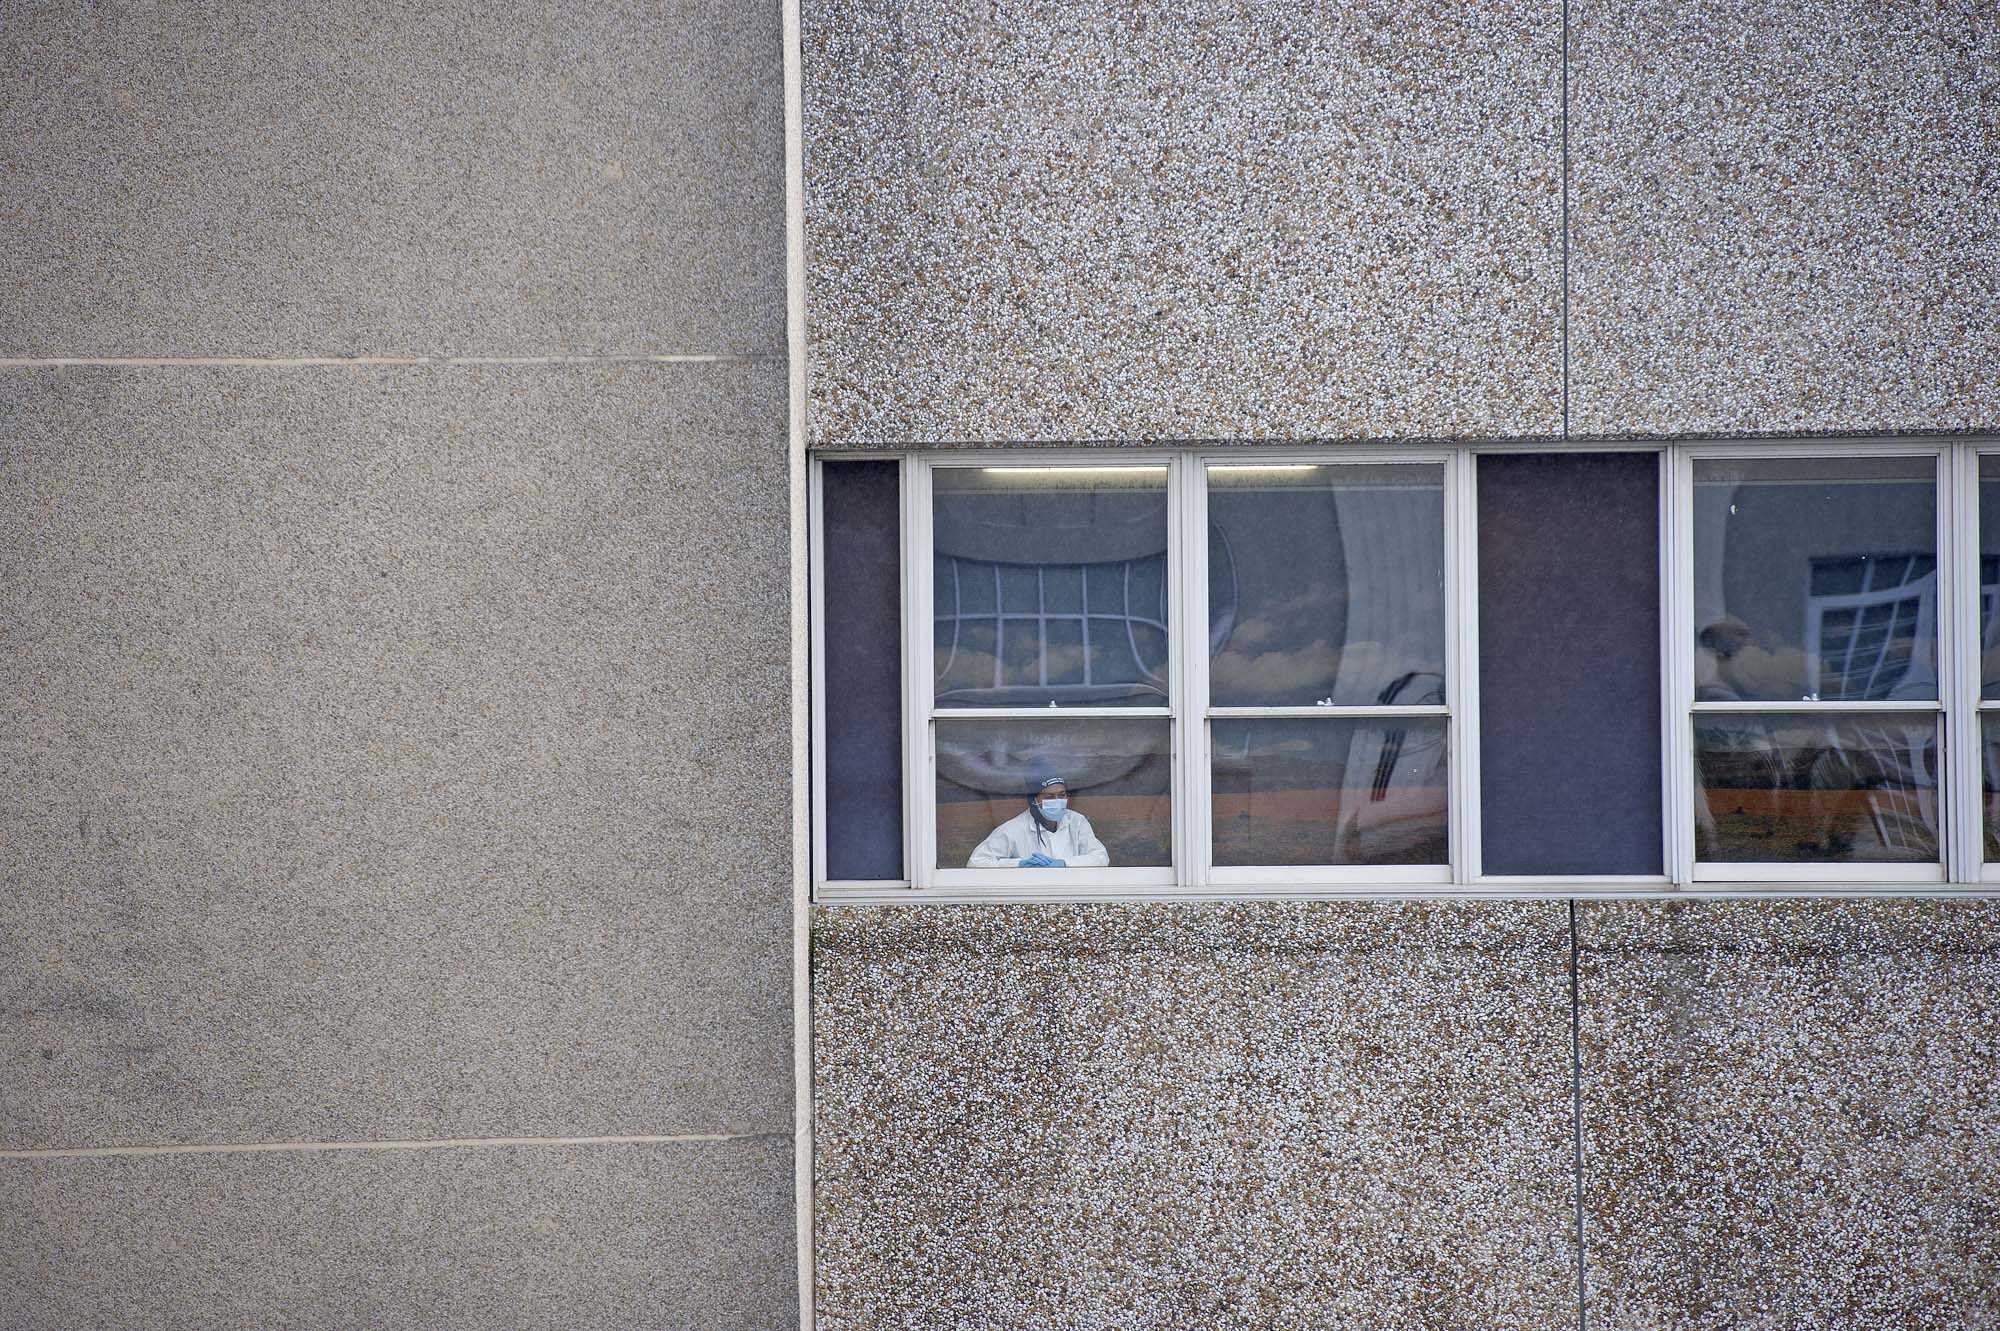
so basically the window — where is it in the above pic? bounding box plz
[1201,461,1454,884]
[921,464,1178,888]
[1980,451,2000,880]
[1672,445,1968,883]
[822,450,1473,892]
[813,443,2000,898]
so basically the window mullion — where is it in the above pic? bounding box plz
[1945,443,1982,884]
[808,458,829,889]
[903,457,936,889]
[1448,448,1480,884]
[1175,455,1211,889]
[1666,445,1697,885]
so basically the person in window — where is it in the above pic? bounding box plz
[968,775,1111,868]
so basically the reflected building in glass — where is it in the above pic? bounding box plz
[1690,457,1941,864]
[1206,464,1450,868]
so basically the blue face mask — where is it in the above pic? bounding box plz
[1037,798,1068,822]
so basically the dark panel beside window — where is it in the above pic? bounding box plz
[822,461,904,879]
[1478,453,1662,875]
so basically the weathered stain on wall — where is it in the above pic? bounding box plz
[1579,899,2000,1330]
[813,901,1578,1330]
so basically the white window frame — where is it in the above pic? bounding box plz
[1973,446,2000,885]
[1670,440,1964,886]
[811,440,2000,902]
[914,452,1183,892]
[1193,449,1462,889]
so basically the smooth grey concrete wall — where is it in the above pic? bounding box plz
[5,1138,794,1330]
[1,5,794,1329]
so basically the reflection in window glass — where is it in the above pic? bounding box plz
[935,717,1171,869]
[1212,718,1448,866]
[1694,714,1938,863]
[1208,464,1446,707]
[933,467,1170,707]
[1985,715,2000,862]
[1692,457,1937,703]
[1981,455,2000,699]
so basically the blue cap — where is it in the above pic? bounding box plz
[1034,775,1067,794]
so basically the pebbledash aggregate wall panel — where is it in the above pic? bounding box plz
[1566,0,1999,437]
[1577,900,2000,1330]
[813,902,1579,1331]
[800,0,1563,445]
[803,3,2000,1329]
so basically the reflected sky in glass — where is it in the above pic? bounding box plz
[1692,457,1937,703]
[1208,463,1446,707]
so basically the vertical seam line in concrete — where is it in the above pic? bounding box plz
[1569,897,1588,1331]
[1560,0,1572,440]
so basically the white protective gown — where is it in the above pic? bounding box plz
[967,808,1110,868]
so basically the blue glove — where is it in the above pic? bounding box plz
[1019,853,1053,867]
[1044,857,1066,867]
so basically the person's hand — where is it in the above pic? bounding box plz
[1044,857,1066,867]
[1019,853,1054,867]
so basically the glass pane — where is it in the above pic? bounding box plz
[1981,455,2000,698]
[937,718,1171,869]
[1986,715,2000,863]
[999,564,1039,613]
[999,621,1040,688]
[1044,565,1082,613]
[935,619,998,698]
[1212,718,1448,867]
[1208,463,1447,707]
[934,466,1169,707]
[1692,456,1937,703]
[1694,713,1939,864]
[1045,619,1085,687]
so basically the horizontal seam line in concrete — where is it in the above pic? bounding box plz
[0,1130,790,1161]
[0,353,784,368]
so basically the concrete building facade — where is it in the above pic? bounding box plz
[6,2,1997,1329]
